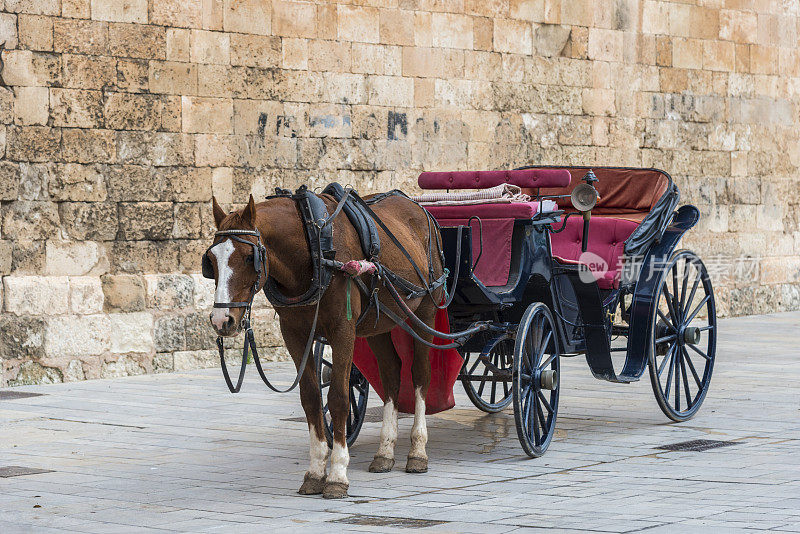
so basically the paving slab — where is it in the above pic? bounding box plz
[1,312,799,533]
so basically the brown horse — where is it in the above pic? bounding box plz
[206,192,444,498]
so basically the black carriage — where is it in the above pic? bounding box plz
[316,166,717,456]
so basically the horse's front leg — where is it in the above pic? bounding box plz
[322,326,355,499]
[281,320,328,495]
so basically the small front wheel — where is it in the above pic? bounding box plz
[314,338,369,448]
[512,303,561,458]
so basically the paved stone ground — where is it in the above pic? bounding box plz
[1,312,799,533]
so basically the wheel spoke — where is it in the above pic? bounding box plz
[671,264,680,320]
[679,350,692,410]
[685,294,711,325]
[682,347,703,389]
[536,398,548,437]
[663,286,681,325]
[477,361,490,397]
[467,354,483,375]
[657,344,675,377]
[537,390,553,413]
[490,373,498,404]
[657,309,677,332]
[687,342,711,361]
[679,259,692,313]
[697,325,715,332]
[663,348,676,399]
[655,334,677,344]
[674,352,680,410]
[530,395,540,445]
[535,331,553,365]
[683,270,702,317]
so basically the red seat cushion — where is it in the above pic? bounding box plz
[550,216,640,289]
[419,169,571,190]
[422,201,542,220]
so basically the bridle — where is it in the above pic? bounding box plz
[201,228,305,394]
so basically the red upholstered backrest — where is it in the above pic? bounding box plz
[418,169,571,190]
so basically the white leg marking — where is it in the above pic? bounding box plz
[209,239,234,329]
[328,441,349,485]
[308,425,328,479]
[375,399,398,459]
[409,387,428,459]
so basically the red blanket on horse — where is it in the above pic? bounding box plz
[352,308,462,414]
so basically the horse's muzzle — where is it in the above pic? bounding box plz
[210,312,239,337]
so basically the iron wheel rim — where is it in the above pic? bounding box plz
[460,335,515,413]
[513,303,560,458]
[647,250,717,422]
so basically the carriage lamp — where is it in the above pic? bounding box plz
[571,170,600,253]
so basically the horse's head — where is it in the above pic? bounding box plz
[203,195,267,337]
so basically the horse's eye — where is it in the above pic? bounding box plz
[245,255,254,264]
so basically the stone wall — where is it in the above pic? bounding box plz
[0,0,798,386]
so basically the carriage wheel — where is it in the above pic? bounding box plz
[647,250,717,422]
[460,334,514,413]
[314,338,369,448]
[512,303,561,458]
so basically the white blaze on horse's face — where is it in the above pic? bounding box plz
[209,239,235,330]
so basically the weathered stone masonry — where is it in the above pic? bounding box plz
[0,0,798,385]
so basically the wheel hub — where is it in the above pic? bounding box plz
[682,326,700,345]
[539,369,558,391]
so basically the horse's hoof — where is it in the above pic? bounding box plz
[368,456,395,473]
[322,481,349,499]
[405,457,428,473]
[298,473,326,495]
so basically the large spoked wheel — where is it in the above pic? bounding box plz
[314,338,369,448]
[460,334,514,413]
[512,303,561,458]
[648,250,717,422]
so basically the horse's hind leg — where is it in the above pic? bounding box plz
[366,333,401,473]
[407,303,435,473]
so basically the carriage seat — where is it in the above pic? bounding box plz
[418,169,571,287]
[532,167,671,290]
[550,216,640,289]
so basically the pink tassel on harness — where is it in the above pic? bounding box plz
[341,260,377,277]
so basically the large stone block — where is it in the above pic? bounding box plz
[18,14,54,51]
[367,75,414,107]
[0,13,19,49]
[223,0,270,35]
[108,312,153,353]
[10,240,45,274]
[104,92,162,131]
[100,354,147,377]
[108,22,166,60]
[45,314,110,358]
[190,29,230,64]
[91,0,146,23]
[13,86,48,126]
[149,61,198,95]
[59,201,118,240]
[63,0,91,18]
[62,53,116,89]
[380,8,414,46]
[272,0,316,38]
[7,126,61,162]
[49,163,107,201]
[153,314,185,352]
[50,88,103,128]
[145,273,194,309]
[0,241,12,274]
[338,5,379,43]
[118,202,174,240]
[8,361,62,386]
[116,131,192,166]
[173,349,216,371]
[101,274,145,312]
[0,315,45,360]
[173,202,203,239]
[110,240,180,274]
[70,276,104,314]
[1,200,61,240]
[0,161,21,200]
[6,0,59,15]
[116,58,149,92]
[4,275,69,315]
[493,18,532,55]
[151,0,201,27]
[54,19,108,54]
[181,96,233,134]
[184,311,216,351]
[18,162,52,200]
[61,128,115,164]
[230,33,280,68]
[46,240,107,276]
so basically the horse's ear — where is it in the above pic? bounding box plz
[242,194,256,227]
[212,196,227,229]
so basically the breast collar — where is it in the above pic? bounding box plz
[263,185,336,308]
